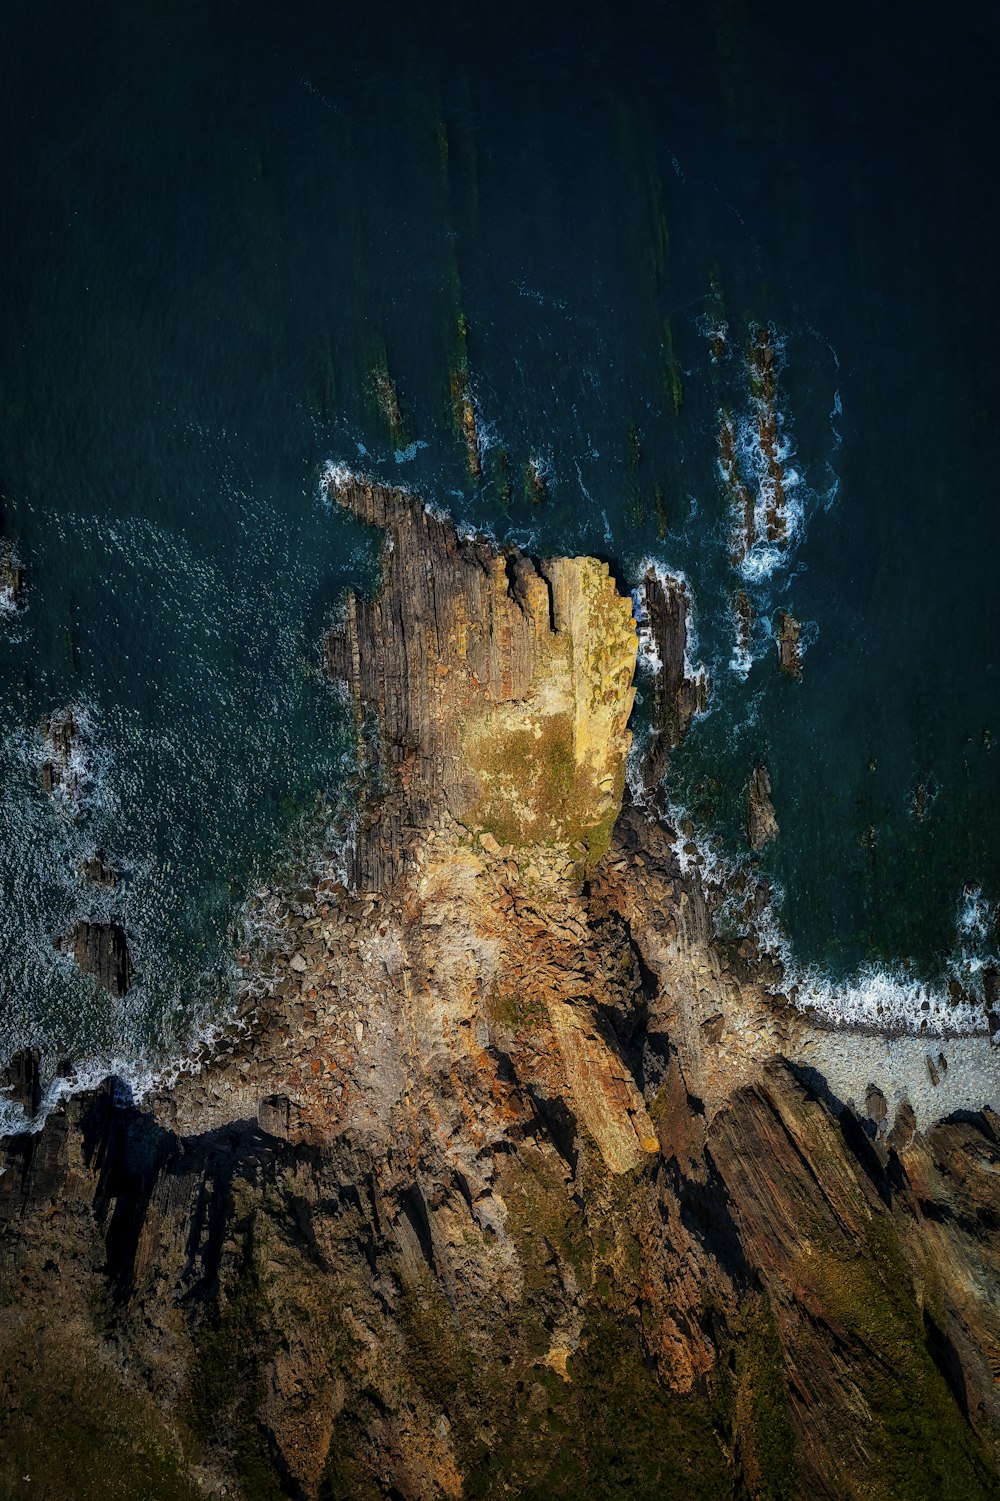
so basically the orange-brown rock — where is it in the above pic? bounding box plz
[1,482,997,1501]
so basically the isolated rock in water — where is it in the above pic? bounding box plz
[640,567,709,789]
[0,548,25,612]
[60,921,133,996]
[734,588,754,666]
[39,706,86,807]
[450,367,481,479]
[719,412,757,562]
[746,763,779,850]
[776,610,803,679]
[525,454,546,503]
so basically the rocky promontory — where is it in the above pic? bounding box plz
[1,477,999,1501]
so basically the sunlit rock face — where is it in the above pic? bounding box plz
[323,473,654,1174]
[463,554,636,863]
[325,473,637,881]
[1,478,998,1501]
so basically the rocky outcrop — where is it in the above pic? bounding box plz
[39,706,87,805]
[57,920,133,996]
[325,473,637,887]
[776,610,802,678]
[450,369,481,479]
[746,763,779,850]
[81,854,118,887]
[0,1050,42,1120]
[1,480,998,1501]
[749,324,788,545]
[638,567,708,789]
[0,546,25,612]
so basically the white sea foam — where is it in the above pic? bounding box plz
[652,778,992,1039]
[957,884,993,941]
[718,325,843,599]
[729,640,753,680]
[528,450,555,486]
[695,312,728,359]
[394,439,429,464]
[0,548,24,616]
[630,583,662,675]
[795,965,986,1035]
[633,558,711,714]
[320,460,358,495]
[0,488,366,1140]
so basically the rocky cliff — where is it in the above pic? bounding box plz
[1,476,998,1501]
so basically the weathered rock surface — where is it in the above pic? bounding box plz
[776,609,803,678]
[57,920,134,996]
[0,547,25,612]
[39,705,87,807]
[81,853,118,887]
[1,480,998,1501]
[325,474,637,886]
[746,763,779,850]
[0,1050,42,1120]
[638,566,708,788]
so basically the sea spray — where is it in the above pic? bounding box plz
[656,791,995,1037]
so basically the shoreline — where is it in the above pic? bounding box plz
[2,475,996,1140]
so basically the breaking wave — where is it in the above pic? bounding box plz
[659,794,995,1038]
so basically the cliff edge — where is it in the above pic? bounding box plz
[1,477,998,1501]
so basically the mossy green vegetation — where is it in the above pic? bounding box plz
[711,1294,799,1500]
[0,1325,202,1501]
[399,1274,474,1399]
[183,1254,286,1501]
[791,1211,996,1500]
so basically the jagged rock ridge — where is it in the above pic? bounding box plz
[0,478,998,1501]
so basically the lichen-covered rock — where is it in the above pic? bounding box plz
[325,473,637,881]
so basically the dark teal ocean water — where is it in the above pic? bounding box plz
[2,0,998,1099]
